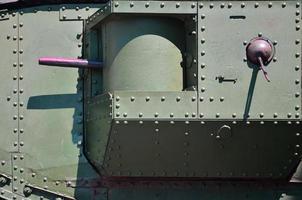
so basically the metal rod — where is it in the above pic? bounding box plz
[39,57,102,69]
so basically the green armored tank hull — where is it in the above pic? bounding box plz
[0,0,302,199]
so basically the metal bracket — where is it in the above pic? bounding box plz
[0,10,9,21]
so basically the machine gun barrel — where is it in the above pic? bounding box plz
[39,57,102,69]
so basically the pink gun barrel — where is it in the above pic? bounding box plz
[39,57,102,69]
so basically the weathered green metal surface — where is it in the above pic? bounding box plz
[0,4,106,199]
[197,1,301,120]
[0,0,302,199]
[113,91,198,119]
[103,120,301,178]
[108,182,302,200]
[0,10,18,153]
[85,93,112,173]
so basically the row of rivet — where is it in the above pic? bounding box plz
[86,4,110,25]
[18,16,25,151]
[113,1,197,8]
[114,120,301,125]
[199,2,300,9]
[115,112,197,118]
[9,13,20,150]
[115,96,197,102]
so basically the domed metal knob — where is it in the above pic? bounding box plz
[246,37,275,65]
[246,37,275,82]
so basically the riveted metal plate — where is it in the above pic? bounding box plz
[85,93,113,172]
[14,5,100,198]
[198,1,301,120]
[111,1,197,14]
[113,91,198,119]
[0,11,19,152]
[103,120,302,179]
[59,4,101,21]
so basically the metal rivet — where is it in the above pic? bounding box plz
[296,25,300,30]
[228,3,232,8]
[191,3,195,8]
[170,113,174,118]
[273,113,278,118]
[154,113,159,117]
[160,2,164,7]
[123,113,127,117]
[295,79,300,84]
[146,96,150,101]
[216,113,220,118]
[282,2,286,7]
[192,96,196,101]
[273,41,277,45]
[296,10,300,15]
[161,96,165,101]
[209,97,214,101]
[273,57,277,62]
[268,2,273,7]
[241,3,245,8]
[295,113,300,118]
[220,97,224,102]
[201,51,205,56]
[258,32,263,37]
[201,75,206,80]
[295,105,300,110]
[200,26,205,31]
[200,113,204,118]
[138,113,143,117]
[288,113,292,118]
[295,92,300,97]
[210,3,214,8]
[259,113,264,118]
[201,87,206,92]
[232,113,236,118]
[296,53,300,57]
[130,96,135,101]
[296,18,300,23]
[114,2,119,7]
[176,2,180,8]
[200,63,206,68]
[200,14,205,19]
[220,3,225,8]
